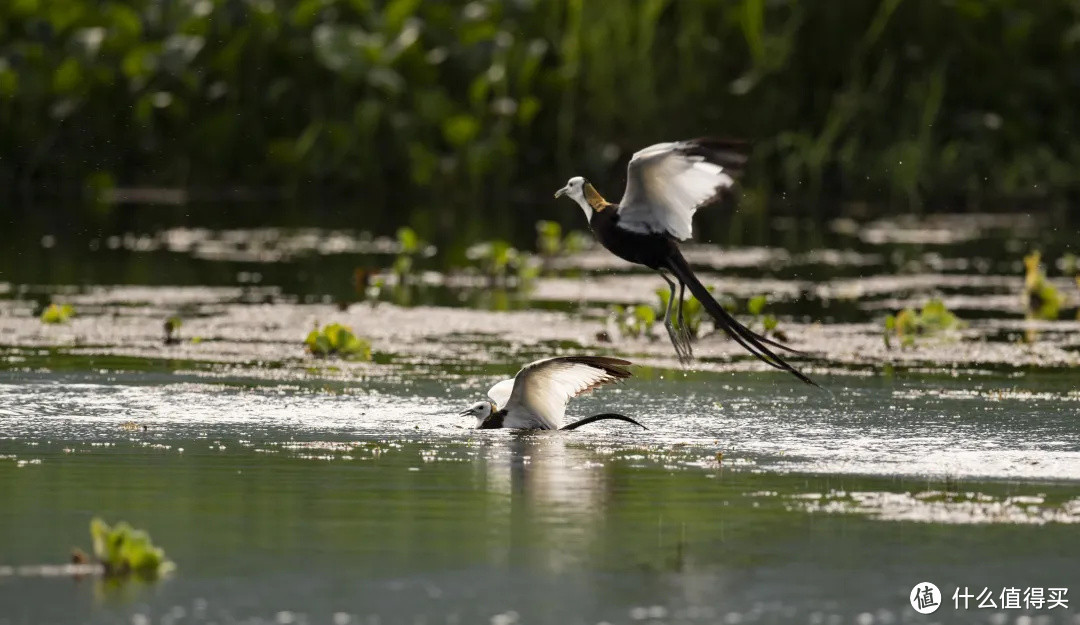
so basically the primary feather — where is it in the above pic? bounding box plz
[618,139,748,240]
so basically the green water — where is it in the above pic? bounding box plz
[1,368,1078,625]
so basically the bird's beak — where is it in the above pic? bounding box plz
[554,186,569,199]
[457,410,471,418]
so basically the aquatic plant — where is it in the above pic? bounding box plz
[391,227,426,283]
[88,518,174,580]
[884,299,964,348]
[163,316,182,345]
[40,303,74,324]
[304,323,373,361]
[465,240,540,286]
[610,304,657,339]
[746,294,783,339]
[536,221,591,258]
[536,221,563,258]
[1023,251,1063,321]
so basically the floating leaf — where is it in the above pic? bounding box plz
[41,303,74,324]
[89,518,174,580]
[883,298,964,348]
[305,323,372,361]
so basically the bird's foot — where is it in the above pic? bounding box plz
[665,320,694,366]
[676,323,694,363]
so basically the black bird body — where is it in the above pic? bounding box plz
[556,138,819,387]
[589,208,676,270]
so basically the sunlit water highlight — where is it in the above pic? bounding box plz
[2,369,1079,625]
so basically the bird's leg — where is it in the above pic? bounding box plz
[658,271,692,364]
[676,280,694,360]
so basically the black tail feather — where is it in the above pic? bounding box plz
[560,413,647,431]
[665,253,820,388]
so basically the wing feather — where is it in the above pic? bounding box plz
[504,356,632,429]
[487,378,515,408]
[618,139,748,240]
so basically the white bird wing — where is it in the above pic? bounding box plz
[487,378,515,408]
[504,356,632,429]
[617,139,748,240]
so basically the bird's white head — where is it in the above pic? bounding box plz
[459,400,495,427]
[555,176,607,221]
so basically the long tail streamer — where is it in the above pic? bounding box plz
[666,252,820,388]
[561,413,647,431]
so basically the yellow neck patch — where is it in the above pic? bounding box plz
[583,183,610,211]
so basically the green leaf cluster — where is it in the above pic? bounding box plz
[1023,251,1063,321]
[884,298,964,348]
[40,303,74,324]
[465,240,539,285]
[611,304,656,339]
[89,518,174,580]
[391,227,428,282]
[745,294,781,334]
[304,323,373,361]
[535,221,591,259]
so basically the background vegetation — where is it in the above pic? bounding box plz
[2,0,1079,241]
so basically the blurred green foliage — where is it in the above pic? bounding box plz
[163,315,182,343]
[40,302,74,323]
[746,294,781,338]
[304,322,372,360]
[3,0,1080,231]
[464,238,540,285]
[89,517,174,579]
[535,220,590,259]
[610,303,657,339]
[1023,251,1063,321]
[884,298,964,348]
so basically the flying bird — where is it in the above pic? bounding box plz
[554,138,817,386]
[458,356,646,431]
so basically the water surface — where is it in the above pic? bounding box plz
[2,368,1079,625]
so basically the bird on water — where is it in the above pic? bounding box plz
[554,138,817,387]
[458,356,646,431]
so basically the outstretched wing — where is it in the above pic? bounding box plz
[504,356,632,429]
[617,139,748,240]
[487,378,515,408]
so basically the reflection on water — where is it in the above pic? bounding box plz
[485,435,607,574]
